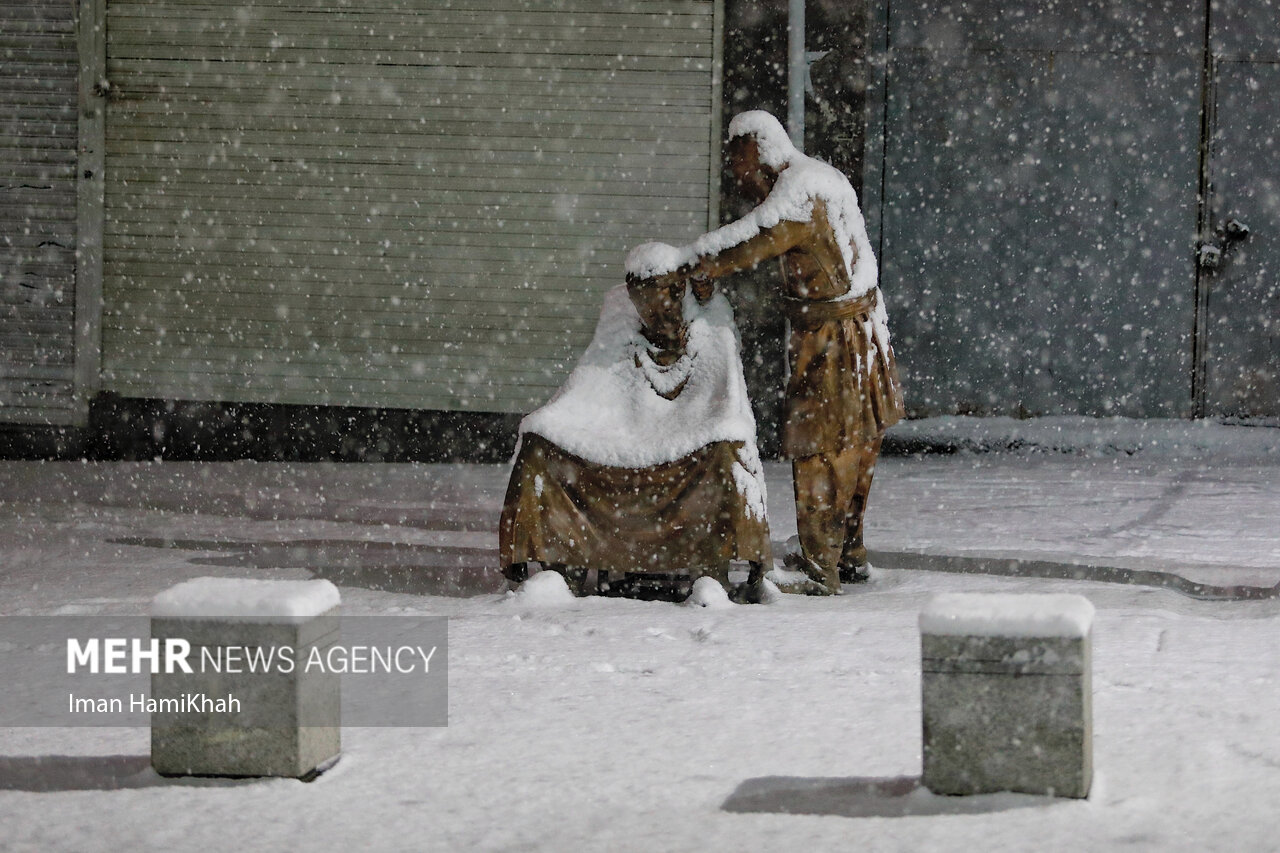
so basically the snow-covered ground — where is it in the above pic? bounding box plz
[0,419,1277,851]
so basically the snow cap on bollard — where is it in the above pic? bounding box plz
[152,577,340,623]
[919,592,1094,638]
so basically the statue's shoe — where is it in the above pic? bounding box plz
[731,576,784,604]
[781,550,841,594]
[839,561,872,584]
[765,566,836,596]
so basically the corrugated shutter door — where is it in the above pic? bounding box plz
[0,0,80,424]
[102,0,719,413]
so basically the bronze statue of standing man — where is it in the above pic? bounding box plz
[675,110,905,595]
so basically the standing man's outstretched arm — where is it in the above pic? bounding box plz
[691,216,814,279]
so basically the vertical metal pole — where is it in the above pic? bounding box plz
[874,0,893,263]
[709,0,724,230]
[75,0,106,426]
[1191,0,1215,419]
[787,0,805,150]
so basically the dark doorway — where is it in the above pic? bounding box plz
[866,0,1279,420]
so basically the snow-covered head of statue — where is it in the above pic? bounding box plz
[727,110,796,171]
[726,111,795,204]
[624,241,689,362]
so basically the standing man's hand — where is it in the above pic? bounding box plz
[691,273,714,304]
[678,258,714,304]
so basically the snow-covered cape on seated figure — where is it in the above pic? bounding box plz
[498,241,771,600]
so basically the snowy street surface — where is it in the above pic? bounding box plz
[0,418,1277,851]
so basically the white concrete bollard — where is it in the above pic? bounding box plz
[150,577,342,778]
[920,592,1094,798]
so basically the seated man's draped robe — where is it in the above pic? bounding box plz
[499,286,770,579]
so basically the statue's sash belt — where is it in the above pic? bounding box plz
[782,288,878,330]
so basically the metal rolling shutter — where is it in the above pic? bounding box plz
[0,0,80,424]
[102,0,721,413]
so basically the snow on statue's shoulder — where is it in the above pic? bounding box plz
[152,577,340,623]
[519,285,756,469]
[689,153,879,300]
[919,593,1095,638]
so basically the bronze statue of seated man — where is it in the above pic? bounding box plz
[499,242,771,600]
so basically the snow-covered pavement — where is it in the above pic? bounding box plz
[873,417,1280,592]
[0,419,1276,851]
